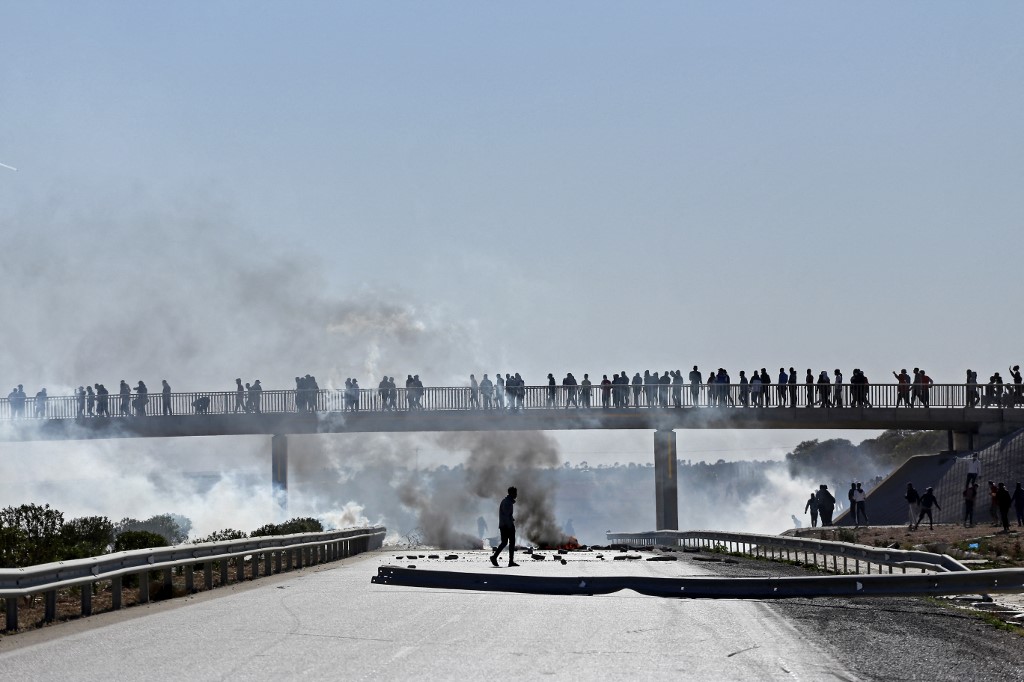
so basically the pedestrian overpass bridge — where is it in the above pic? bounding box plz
[4,383,1023,530]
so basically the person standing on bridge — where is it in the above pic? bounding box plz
[546,373,557,408]
[250,380,262,414]
[34,387,47,418]
[833,369,844,408]
[75,386,86,417]
[805,369,814,408]
[788,368,798,407]
[134,381,148,416]
[469,374,480,409]
[119,380,131,416]
[480,374,493,409]
[601,374,612,408]
[688,366,701,406]
[894,369,911,407]
[162,380,172,416]
[495,373,505,410]
[85,385,95,416]
[95,384,108,417]
[632,372,643,408]
[234,379,246,413]
[671,370,683,408]
[777,368,788,407]
[966,369,980,407]
[490,486,519,568]
[581,373,592,408]
[1010,365,1023,406]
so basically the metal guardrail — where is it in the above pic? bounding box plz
[2,382,1022,420]
[605,530,970,575]
[373,564,1024,599]
[0,526,386,632]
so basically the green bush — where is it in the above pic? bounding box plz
[0,504,64,568]
[251,517,323,537]
[193,529,248,544]
[114,514,190,545]
[114,530,168,552]
[61,516,114,559]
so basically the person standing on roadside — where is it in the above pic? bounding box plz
[996,483,1013,533]
[804,492,819,528]
[962,483,977,527]
[905,483,921,529]
[1010,483,1024,527]
[816,485,836,526]
[914,487,941,530]
[490,486,519,568]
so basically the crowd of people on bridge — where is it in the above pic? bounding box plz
[3,363,1022,418]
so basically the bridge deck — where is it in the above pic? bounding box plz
[2,405,1023,442]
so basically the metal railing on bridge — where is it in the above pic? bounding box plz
[1,382,1021,420]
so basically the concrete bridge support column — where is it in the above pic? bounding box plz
[272,434,288,516]
[654,429,678,530]
[951,431,975,453]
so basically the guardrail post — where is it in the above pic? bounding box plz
[220,559,229,586]
[164,567,174,594]
[112,576,122,609]
[185,565,194,593]
[5,597,17,631]
[44,590,56,622]
[275,550,282,574]
[204,563,213,590]
[82,583,92,617]
[235,555,245,582]
[264,551,272,576]
[3,593,16,630]
[138,574,150,604]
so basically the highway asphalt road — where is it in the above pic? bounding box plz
[1,549,1022,680]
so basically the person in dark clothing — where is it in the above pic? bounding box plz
[76,386,86,417]
[580,374,592,408]
[547,374,557,408]
[95,384,109,417]
[894,369,911,407]
[805,369,814,407]
[688,366,702,406]
[788,368,798,407]
[915,487,941,530]
[490,486,519,567]
[161,380,172,416]
[34,388,48,418]
[601,375,612,408]
[1010,365,1023,406]
[86,385,95,416]
[905,483,921,529]
[134,381,148,417]
[119,380,131,416]
[1011,483,1024,527]
[671,370,683,408]
[633,372,644,408]
[963,483,977,527]
[235,378,247,413]
[804,492,819,528]
[759,369,771,407]
[996,483,1013,532]
[816,485,836,526]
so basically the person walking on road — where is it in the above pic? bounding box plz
[490,486,519,568]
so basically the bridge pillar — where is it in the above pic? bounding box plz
[654,429,678,530]
[952,431,974,453]
[272,434,288,515]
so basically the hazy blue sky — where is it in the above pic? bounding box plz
[2,3,1023,469]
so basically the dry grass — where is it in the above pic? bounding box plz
[792,523,1024,568]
